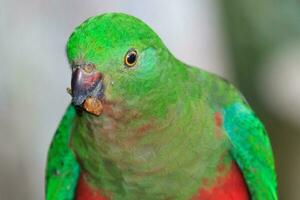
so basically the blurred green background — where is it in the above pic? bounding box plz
[0,0,299,199]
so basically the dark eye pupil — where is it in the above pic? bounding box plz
[127,52,136,64]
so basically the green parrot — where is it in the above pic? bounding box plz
[46,13,277,200]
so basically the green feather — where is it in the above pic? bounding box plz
[223,103,277,200]
[46,105,80,200]
[46,12,278,200]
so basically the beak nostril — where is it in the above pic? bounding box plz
[83,64,95,73]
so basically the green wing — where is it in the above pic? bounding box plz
[46,105,80,200]
[223,102,277,200]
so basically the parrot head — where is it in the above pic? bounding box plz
[66,13,175,116]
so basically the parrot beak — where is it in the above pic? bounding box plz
[70,64,104,116]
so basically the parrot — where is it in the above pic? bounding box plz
[46,13,277,200]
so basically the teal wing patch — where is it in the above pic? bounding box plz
[223,102,277,200]
[46,105,80,200]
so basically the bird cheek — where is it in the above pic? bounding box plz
[102,76,114,101]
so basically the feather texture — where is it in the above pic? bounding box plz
[46,105,80,200]
[46,13,277,200]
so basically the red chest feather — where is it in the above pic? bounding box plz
[192,161,250,200]
[75,174,109,200]
[76,161,249,200]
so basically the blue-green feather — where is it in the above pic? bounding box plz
[223,102,277,200]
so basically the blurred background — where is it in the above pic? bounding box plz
[0,0,299,199]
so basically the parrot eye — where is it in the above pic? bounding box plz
[124,49,138,68]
